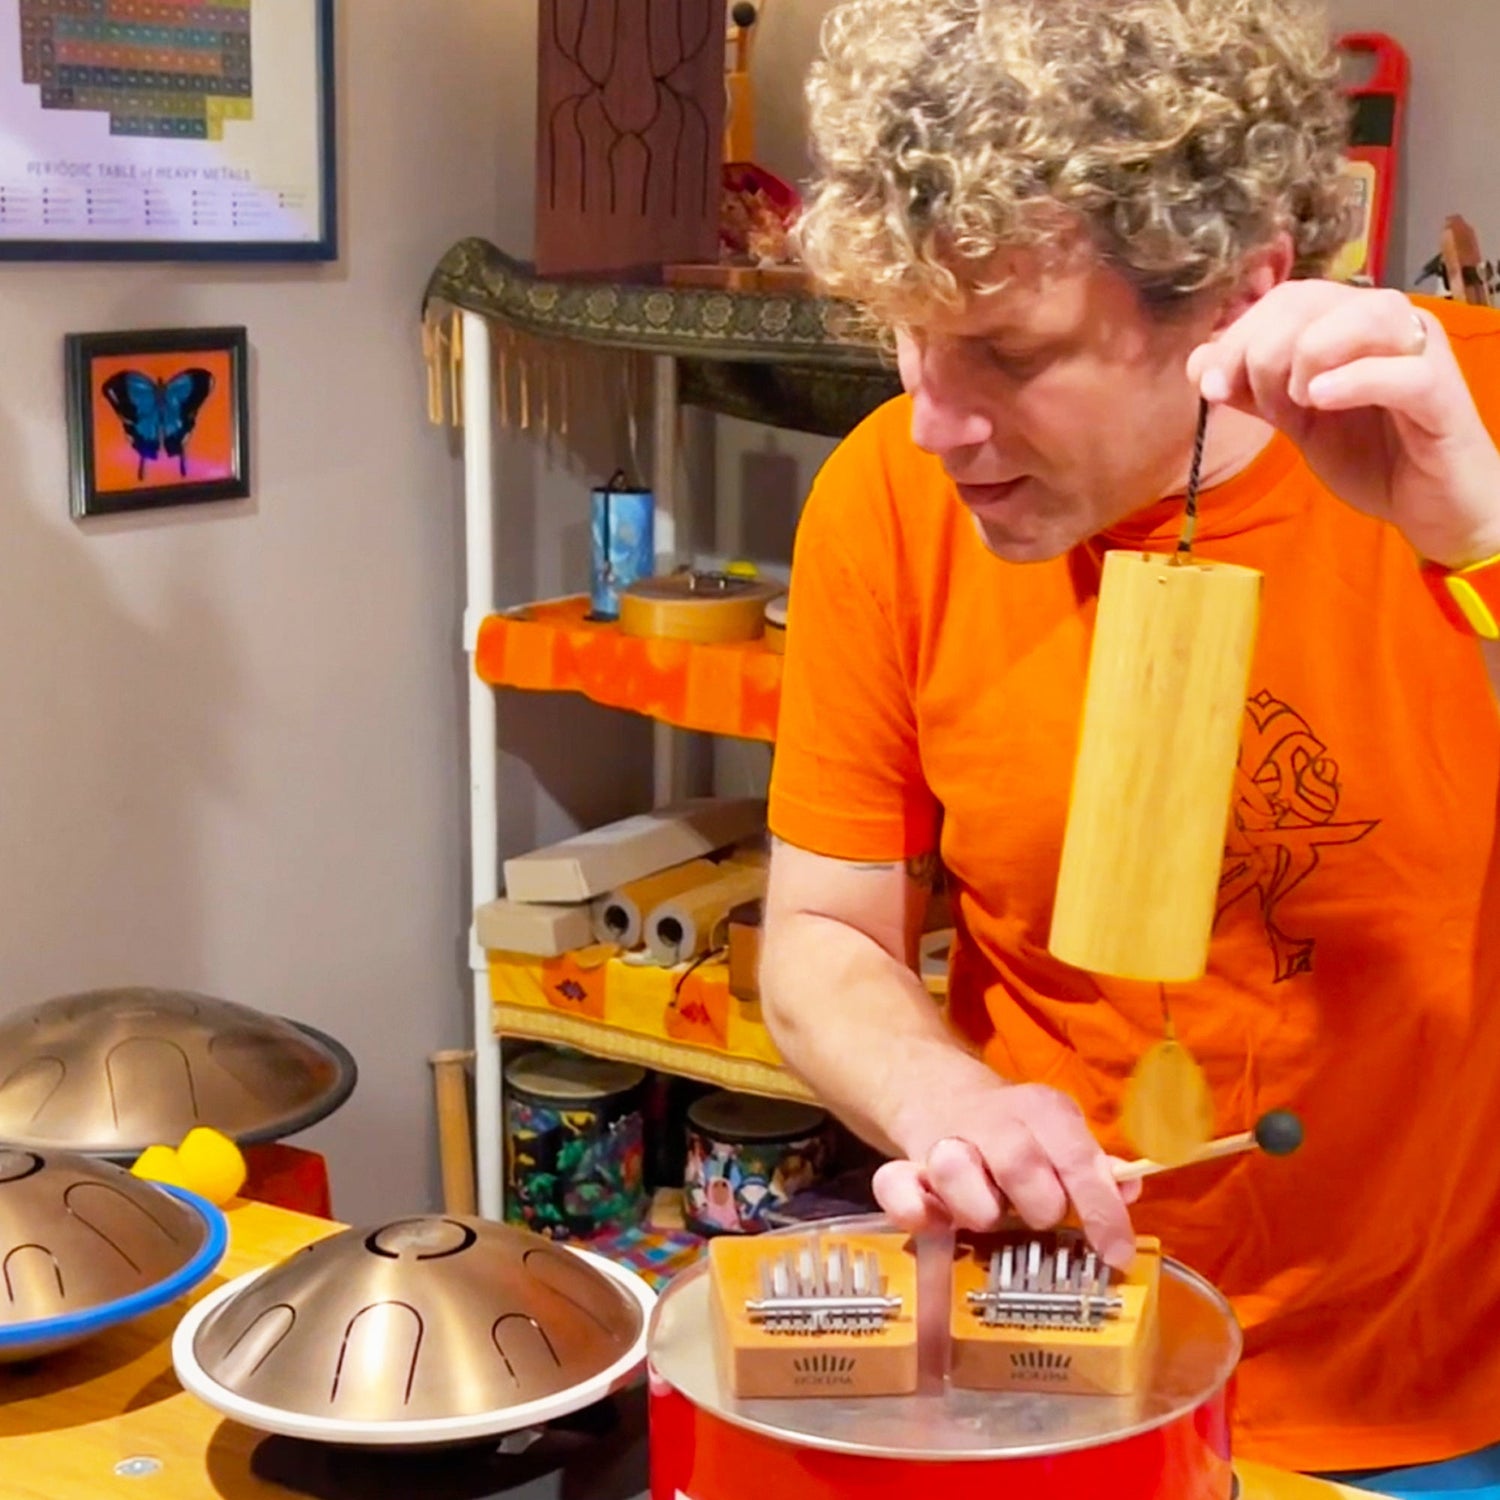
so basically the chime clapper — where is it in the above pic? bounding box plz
[1121,1002,1215,1166]
[1111,1109,1304,1185]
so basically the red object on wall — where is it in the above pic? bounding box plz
[241,1142,333,1219]
[1337,33,1409,286]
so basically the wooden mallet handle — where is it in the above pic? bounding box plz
[429,1049,477,1216]
[1112,1110,1303,1185]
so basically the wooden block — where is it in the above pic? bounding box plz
[474,896,594,957]
[709,1230,919,1399]
[501,797,766,904]
[949,1233,1162,1397]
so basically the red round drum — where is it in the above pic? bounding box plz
[647,1217,1240,1500]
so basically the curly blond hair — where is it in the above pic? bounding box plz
[798,0,1359,318]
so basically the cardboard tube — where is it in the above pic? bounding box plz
[646,864,768,966]
[1048,550,1262,981]
[589,858,719,948]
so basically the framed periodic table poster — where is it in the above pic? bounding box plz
[0,0,335,261]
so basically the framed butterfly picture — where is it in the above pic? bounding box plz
[65,325,250,519]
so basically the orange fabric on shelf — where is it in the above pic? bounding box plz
[490,950,788,1071]
[474,595,782,741]
[768,296,1500,1474]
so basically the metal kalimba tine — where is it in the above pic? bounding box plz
[966,1230,1123,1331]
[745,1239,903,1337]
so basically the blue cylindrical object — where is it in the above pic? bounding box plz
[590,476,655,621]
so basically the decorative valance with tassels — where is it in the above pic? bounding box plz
[420,237,903,440]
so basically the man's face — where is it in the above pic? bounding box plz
[894,250,1222,562]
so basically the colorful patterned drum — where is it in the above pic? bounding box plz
[683,1091,831,1235]
[504,1048,647,1240]
[647,1214,1241,1500]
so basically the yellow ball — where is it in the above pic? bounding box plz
[130,1144,188,1190]
[175,1127,248,1207]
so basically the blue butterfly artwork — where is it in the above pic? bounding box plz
[101,368,215,481]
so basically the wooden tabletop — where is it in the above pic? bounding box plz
[0,1198,341,1500]
[0,1199,1382,1500]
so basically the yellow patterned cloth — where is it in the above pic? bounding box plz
[489,949,811,1101]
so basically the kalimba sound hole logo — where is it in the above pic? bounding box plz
[1010,1349,1072,1383]
[792,1353,857,1388]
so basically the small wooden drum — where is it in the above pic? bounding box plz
[647,1214,1241,1500]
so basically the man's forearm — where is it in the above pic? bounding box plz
[759,911,1003,1159]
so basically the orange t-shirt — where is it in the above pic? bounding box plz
[768,295,1500,1474]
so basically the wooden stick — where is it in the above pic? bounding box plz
[1112,1111,1301,1183]
[1112,1130,1254,1184]
[429,1049,477,1216]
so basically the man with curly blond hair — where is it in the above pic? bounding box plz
[760,0,1500,1486]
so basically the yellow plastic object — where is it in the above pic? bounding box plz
[130,1128,247,1206]
[131,1143,189,1191]
[176,1127,248,1206]
[723,560,759,578]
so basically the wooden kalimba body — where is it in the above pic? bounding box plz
[708,1229,918,1399]
[711,1223,1163,1404]
[948,1228,1162,1397]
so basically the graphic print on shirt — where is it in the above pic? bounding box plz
[1215,689,1380,982]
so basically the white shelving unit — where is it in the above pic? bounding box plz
[458,310,693,1221]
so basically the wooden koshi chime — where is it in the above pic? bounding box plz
[1048,550,1263,983]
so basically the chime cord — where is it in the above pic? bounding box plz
[1176,397,1211,559]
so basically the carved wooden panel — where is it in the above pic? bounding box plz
[535,0,727,278]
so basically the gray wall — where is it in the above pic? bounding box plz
[0,0,652,1225]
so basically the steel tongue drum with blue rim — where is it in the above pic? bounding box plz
[0,1145,226,1361]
